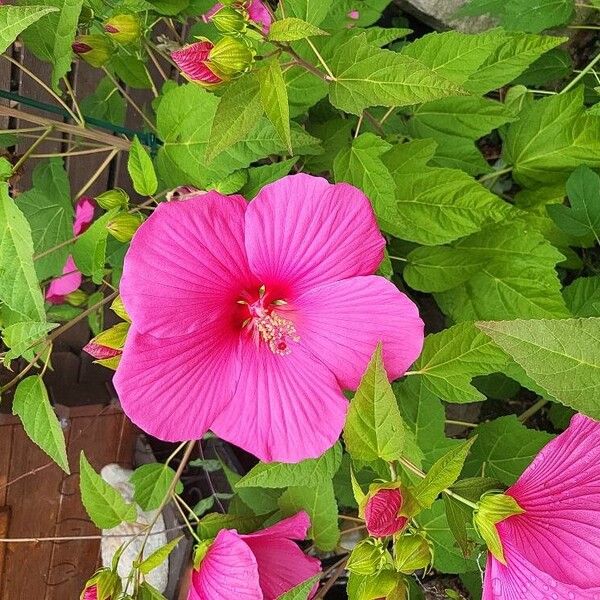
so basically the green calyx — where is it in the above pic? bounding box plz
[103,14,141,44]
[211,6,249,35]
[209,36,255,79]
[393,533,432,574]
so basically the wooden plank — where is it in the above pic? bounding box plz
[0,424,13,506]
[0,507,10,598]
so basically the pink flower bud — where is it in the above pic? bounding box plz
[364,487,408,537]
[83,341,122,361]
[81,584,98,600]
[171,41,223,85]
[348,9,360,19]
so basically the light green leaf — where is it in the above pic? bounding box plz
[80,77,126,127]
[206,74,263,162]
[563,276,600,317]
[333,133,398,235]
[128,137,158,196]
[344,344,406,462]
[241,158,297,199]
[257,59,292,153]
[477,318,600,418]
[130,463,184,511]
[276,575,320,600]
[79,451,137,528]
[411,322,509,403]
[236,443,342,489]
[347,570,405,600]
[0,182,46,323]
[504,88,600,188]
[197,512,266,539]
[17,158,73,280]
[138,536,182,574]
[282,0,333,25]
[72,209,119,285]
[443,493,472,558]
[0,5,58,54]
[413,438,476,510]
[326,33,465,115]
[12,376,69,473]
[138,582,167,600]
[463,415,553,485]
[2,320,57,361]
[278,481,339,551]
[268,17,327,41]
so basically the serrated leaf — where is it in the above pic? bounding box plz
[197,512,266,539]
[477,318,600,419]
[0,5,58,54]
[130,463,184,511]
[268,17,327,41]
[278,481,339,551]
[326,33,465,115]
[2,320,57,361]
[276,575,320,599]
[413,438,476,510]
[411,322,508,403]
[0,182,46,323]
[257,59,292,153]
[128,137,158,196]
[236,443,342,489]
[563,276,600,317]
[138,536,182,574]
[282,0,333,25]
[138,582,167,600]
[12,376,69,473]
[241,158,298,199]
[463,415,553,485]
[17,158,74,280]
[80,77,126,127]
[344,344,406,462]
[443,493,472,557]
[206,74,263,162]
[79,451,136,528]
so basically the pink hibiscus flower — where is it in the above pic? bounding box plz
[364,487,407,537]
[114,174,424,462]
[171,41,223,86]
[203,0,272,34]
[483,414,600,599]
[81,584,98,600]
[46,196,95,304]
[189,512,320,600]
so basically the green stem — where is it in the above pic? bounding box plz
[478,166,512,183]
[518,397,549,423]
[562,51,600,93]
[446,419,478,429]
[305,37,336,80]
[388,255,407,262]
[12,126,54,172]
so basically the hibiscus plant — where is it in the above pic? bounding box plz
[1,0,600,599]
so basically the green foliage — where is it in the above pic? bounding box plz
[276,575,320,600]
[563,276,600,317]
[137,536,182,574]
[128,137,158,196]
[257,59,292,153]
[0,5,58,54]
[130,463,184,511]
[12,376,69,472]
[268,17,327,42]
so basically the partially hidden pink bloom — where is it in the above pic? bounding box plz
[483,414,600,599]
[188,512,320,600]
[171,41,223,85]
[83,341,122,360]
[114,174,424,463]
[203,1,272,34]
[81,584,98,600]
[46,196,95,304]
[364,488,407,537]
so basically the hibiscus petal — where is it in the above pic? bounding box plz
[505,414,600,588]
[189,530,262,600]
[46,256,82,304]
[247,0,273,34]
[172,41,223,84]
[211,341,347,463]
[483,544,600,600]
[245,174,385,296]
[241,512,311,542]
[113,324,238,442]
[73,196,95,235]
[119,193,256,338]
[294,276,424,389]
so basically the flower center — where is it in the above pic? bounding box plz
[238,285,299,356]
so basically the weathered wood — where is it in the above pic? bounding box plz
[0,507,10,598]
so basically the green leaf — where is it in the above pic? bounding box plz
[504,88,600,189]
[463,415,553,485]
[138,582,167,600]
[563,276,600,317]
[411,322,508,403]
[17,158,74,280]
[257,59,292,153]
[80,77,126,127]
[2,320,57,362]
[413,438,476,510]
[206,74,263,162]
[276,575,320,600]
[130,463,184,511]
[0,182,46,323]
[282,0,333,25]
[547,166,600,243]
[443,493,472,557]
[344,344,406,462]
[268,17,327,41]
[128,137,158,196]
[514,48,572,86]
[241,158,298,199]
[333,133,398,235]
[111,54,153,90]
[197,512,266,539]
[347,570,405,600]
[326,33,465,115]
[79,451,137,528]
[278,480,339,551]
[0,5,58,54]
[138,536,182,574]
[12,376,69,473]
[236,443,342,489]
[72,209,119,285]
[477,318,600,419]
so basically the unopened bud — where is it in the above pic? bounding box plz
[106,213,143,243]
[96,188,129,210]
[66,289,88,307]
[363,484,408,538]
[72,35,112,68]
[81,568,121,600]
[209,36,254,78]
[394,533,432,574]
[210,6,248,35]
[347,539,389,575]
[103,14,141,44]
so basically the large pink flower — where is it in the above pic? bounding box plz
[483,414,600,599]
[189,512,320,600]
[46,196,95,304]
[114,174,424,462]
